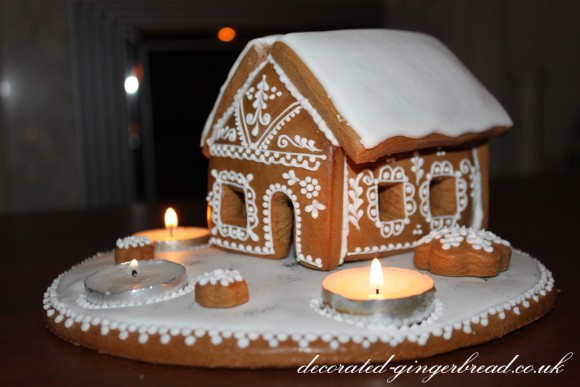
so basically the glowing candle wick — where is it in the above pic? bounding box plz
[370,258,384,296]
[130,259,139,278]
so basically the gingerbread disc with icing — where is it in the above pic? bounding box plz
[43,247,555,368]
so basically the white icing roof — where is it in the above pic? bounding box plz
[280,30,512,148]
[202,30,512,150]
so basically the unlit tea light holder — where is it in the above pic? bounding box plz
[84,259,189,306]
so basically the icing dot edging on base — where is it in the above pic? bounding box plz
[44,248,554,353]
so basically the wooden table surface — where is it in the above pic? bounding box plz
[1,174,579,386]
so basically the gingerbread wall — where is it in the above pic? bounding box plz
[206,61,345,270]
[344,144,488,262]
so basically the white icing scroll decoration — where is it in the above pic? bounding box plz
[239,83,297,149]
[347,170,374,230]
[419,161,468,230]
[268,56,339,147]
[244,74,282,137]
[460,148,483,230]
[277,135,322,152]
[410,151,424,184]
[340,158,350,263]
[366,165,417,238]
[206,60,268,147]
[208,63,328,172]
[207,169,259,243]
[214,125,237,142]
[282,170,300,186]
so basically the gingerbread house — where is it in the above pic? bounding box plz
[201,29,511,271]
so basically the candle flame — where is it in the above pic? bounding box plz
[370,258,384,293]
[130,259,139,270]
[165,207,178,229]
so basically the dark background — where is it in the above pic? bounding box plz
[0,0,579,214]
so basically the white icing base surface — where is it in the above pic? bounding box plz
[44,247,553,360]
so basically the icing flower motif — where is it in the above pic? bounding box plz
[304,200,326,219]
[299,176,321,199]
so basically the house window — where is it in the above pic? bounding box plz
[378,183,406,222]
[220,184,247,227]
[429,176,457,217]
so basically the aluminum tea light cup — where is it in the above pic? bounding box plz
[133,207,209,252]
[84,259,188,305]
[322,259,436,326]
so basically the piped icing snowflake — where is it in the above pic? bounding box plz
[196,269,245,287]
[116,236,151,249]
[417,226,509,252]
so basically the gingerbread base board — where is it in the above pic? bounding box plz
[43,247,556,368]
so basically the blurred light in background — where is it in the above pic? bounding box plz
[124,75,139,94]
[217,27,236,42]
[0,79,11,98]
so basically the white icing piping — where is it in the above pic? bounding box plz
[366,164,417,238]
[208,170,325,268]
[204,60,269,147]
[209,144,325,171]
[201,36,281,145]
[207,170,260,243]
[417,225,510,252]
[197,269,244,287]
[310,297,443,332]
[465,147,483,229]
[339,157,349,263]
[77,281,194,310]
[268,56,339,147]
[205,55,340,151]
[116,236,151,249]
[44,249,554,351]
[345,148,483,257]
[347,240,417,256]
[419,160,468,230]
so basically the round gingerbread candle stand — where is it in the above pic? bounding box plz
[44,248,556,368]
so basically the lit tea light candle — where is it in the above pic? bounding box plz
[134,207,209,252]
[322,258,435,326]
[84,259,188,306]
